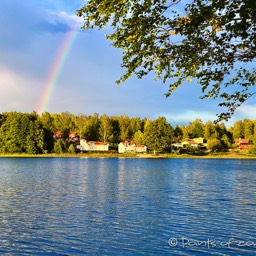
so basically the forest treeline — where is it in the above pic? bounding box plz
[0,111,255,154]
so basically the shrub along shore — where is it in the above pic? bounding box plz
[1,151,256,159]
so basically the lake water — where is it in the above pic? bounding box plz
[0,158,256,255]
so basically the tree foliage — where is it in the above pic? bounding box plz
[244,119,254,140]
[99,114,112,143]
[119,115,131,141]
[173,125,183,142]
[143,117,173,153]
[133,130,144,144]
[1,111,256,154]
[233,120,244,138]
[207,138,223,152]
[68,143,76,154]
[0,112,45,154]
[77,0,256,121]
[53,139,66,154]
[204,121,216,139]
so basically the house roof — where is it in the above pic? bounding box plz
[119,141,146,147]
[87,141,108,145]
[54,131,62,135]
[183,139,198,145]
[94,141,108,145]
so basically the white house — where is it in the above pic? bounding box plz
[79,139,109,151]
[182,139,199,148]
[118,141,147,153]
[171,142,183,148]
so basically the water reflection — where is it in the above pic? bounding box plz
[0,158,256,255]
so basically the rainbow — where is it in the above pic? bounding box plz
[37,21,80,115]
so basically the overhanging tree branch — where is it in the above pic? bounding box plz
[77,0,256,121]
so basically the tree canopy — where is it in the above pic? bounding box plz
[0,111,256,154]
[144,116,173,153]
[77,0,256,121]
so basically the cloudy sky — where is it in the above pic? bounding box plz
[0,0,255,126]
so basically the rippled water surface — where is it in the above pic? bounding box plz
[0,157,256,255]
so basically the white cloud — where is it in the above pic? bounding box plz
[160,104,256,127]
[0,67,40,112]
[46,10,83,27]
[236,105,256,120]
[160,110,218,125]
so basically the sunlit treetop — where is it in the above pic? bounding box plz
[77,0,256,122]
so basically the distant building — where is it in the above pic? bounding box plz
[193,137,204,144]
[180,137,207,149]
[118,141,147,153]
[182,139,199,148]
[171,143,183,148]
[53,131,63,140]
[79,139,109,151]
[69,132,80,141]
[234,138,252,150]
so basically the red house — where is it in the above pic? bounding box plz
[53,131,63,140]
[69,132,80,141]
[234,138,252,150]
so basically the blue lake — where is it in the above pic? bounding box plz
[0,157,256,255]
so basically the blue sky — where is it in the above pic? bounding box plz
[0,0,255,126]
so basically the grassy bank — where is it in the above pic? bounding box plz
[1,152,256,159]
[0,152,136,158]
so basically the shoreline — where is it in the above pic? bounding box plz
[1,153,256,159]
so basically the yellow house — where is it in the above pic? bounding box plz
[193,137,204,144]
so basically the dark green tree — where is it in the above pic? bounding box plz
[0,112,24,153]
[53,139,66,154]
[25,118,45,154]
[83,113,100,141]
[214,123,227,140]
[108,116,121,144]
[173,125,183,143]
[0,112,46,154]
[221,134,232,149]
